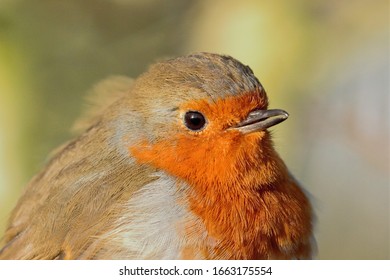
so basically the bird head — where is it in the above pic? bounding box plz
[125,53,289,194]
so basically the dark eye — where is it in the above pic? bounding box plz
[184,111,206,131]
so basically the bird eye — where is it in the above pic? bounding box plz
[184,111,207,131]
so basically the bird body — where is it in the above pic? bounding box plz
[0,53,314,259]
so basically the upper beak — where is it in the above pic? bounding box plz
[232,109,289,134]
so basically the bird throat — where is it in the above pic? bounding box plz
[129,130,292,259]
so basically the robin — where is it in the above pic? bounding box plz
[0,53,314,259]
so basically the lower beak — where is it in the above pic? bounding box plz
[232,109,289,134]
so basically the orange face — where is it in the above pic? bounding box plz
[128,91,281,191]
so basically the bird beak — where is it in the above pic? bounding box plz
[232,109,289,134]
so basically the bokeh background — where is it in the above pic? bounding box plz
[0,0,388,259]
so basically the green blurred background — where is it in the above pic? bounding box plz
[0,0,388,259]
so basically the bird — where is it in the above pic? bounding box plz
[0,52,314,260]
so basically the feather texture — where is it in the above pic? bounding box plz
[0,53,314,259]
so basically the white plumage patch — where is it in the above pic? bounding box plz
[113,172,191,259]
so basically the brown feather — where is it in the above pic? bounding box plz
[0,77,154,259]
